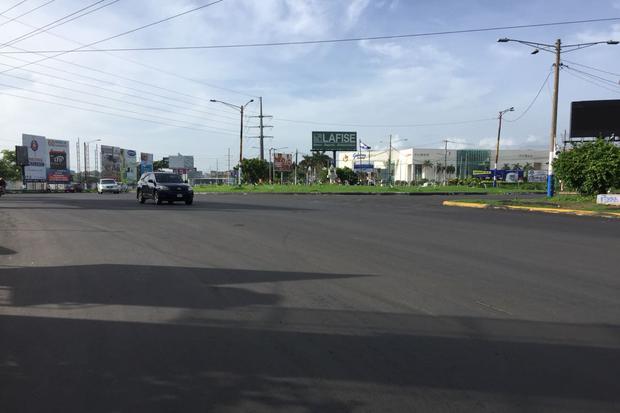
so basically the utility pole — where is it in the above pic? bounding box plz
[497,36,618,196]
[493,107,514,187]
[83,141,89,185]
[94,144,99,176]
[294,150,298,185]
[76,138,81,183]
[227,148,231,184]
[249,96,273,160]
[443,139,448,186]
[387,134,392,185]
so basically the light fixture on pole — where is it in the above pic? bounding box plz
[497,37,618,197]
[210,98,254,185]
[493,107,514,188]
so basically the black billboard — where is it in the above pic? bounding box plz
[570,100,620,138]
[15,145,29,166]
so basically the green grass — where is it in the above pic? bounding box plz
[456,195,620,213]
[193,184,546,194]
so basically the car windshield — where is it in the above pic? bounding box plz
[155,173,183,183]
[101,179,116,184]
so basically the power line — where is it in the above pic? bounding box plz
[0,50,243,120]
[0,0,120,50]
[0,0,54,28]
[0,1,254,99]
[0,90,239,133]
[563,65,620,88]
[563,67,620,95]
[0,0,226,74]
[3,16,620,54]
[0,81,239,133]
[0,63,241,127]
[0,0,30,15]
[562,59,620,77]
[504,69,553,122]
[271,117,496,128]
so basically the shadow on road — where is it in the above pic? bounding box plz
[1,264,619,412]
[0,246,16,255]
[0,196,308,212]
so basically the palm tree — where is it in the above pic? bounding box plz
[422,160,433,180]
[512,163,522,170]
[446,165,456,180]
[502,163,511,170]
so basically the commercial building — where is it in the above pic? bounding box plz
[338,147,548,183]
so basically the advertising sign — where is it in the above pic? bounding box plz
[274,153,293,172]
[46,169,72,183]
[47,139,70,170]
[120,149,137,182]
[570,100,620,138]
[169,155,194,169]
[353,163,374,172]
[22,133,48,182]
[140,152,153,174]
[101,145,121,180]
[15,145,29,166]
[527,170,547,183]
[312,131,357,151]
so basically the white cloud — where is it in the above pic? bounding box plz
[346,0,371,28]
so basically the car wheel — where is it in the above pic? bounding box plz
[138,190,146,204]
[154,191,162,205]
[185,199,193,205]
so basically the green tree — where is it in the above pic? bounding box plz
[512,163,522,170]
[502,163,511,170]
[0,149,21,181]
[153,158,168,170]
[445,165,456,178]
[299,152,331,170]
[553,138,620,195]
[336,167,358,184]
[240,158,269,184]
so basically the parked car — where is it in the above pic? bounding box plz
[136,172,193,205]
[97,179,120,194]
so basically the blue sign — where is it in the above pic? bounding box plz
[354,163,374,172]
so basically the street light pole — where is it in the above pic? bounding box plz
[497,36,618,196]
[210,98,254,186]
[493,107,514,188]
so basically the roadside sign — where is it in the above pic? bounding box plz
[312,131,357,151]
[274,153,293,172]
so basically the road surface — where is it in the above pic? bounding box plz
[1,192,619,412]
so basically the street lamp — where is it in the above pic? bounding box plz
[210,98,254,185]
[493,107,514,188]
[268,146,287,184]
[498,37,618,197]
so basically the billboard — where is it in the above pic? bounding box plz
[140,152,153,174]
[312,131,357,151]
[101,145,121,180]
[22,134,48,182]
[570,100,620,138]
[15,145,29,166]
[120,149,137,182]
[274,153,293,172]
[169,155,194,169]
[46,139,71,183]
[527,170,547,182]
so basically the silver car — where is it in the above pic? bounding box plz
[97,179,120,194]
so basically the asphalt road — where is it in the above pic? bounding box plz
[1,192,619,412]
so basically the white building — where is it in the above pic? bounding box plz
[338,147,548,183]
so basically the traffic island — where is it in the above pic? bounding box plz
[443,196,620,218]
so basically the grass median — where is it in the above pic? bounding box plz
[451,195,620,214]
[192,184,545,194]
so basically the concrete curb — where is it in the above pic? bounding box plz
[442,201,620,218]
[195,191,544,196]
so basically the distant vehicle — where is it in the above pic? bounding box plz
[136,172,193,205]
[97,179,120,194]
[64,183,83,193]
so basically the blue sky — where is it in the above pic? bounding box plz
[1,0,619,171]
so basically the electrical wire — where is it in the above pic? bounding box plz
[0,0,30,15]
[0,64,241,126]
[0,0,120,50]
[3,16,620,54]
[563,67,620,95]
[0,81,239,133]
[504,69,553,122]
[0,90,237,134]
[561,59,620,77]
[271,117,496,128]
[563,65,620,88]
[0,0,54,28]
[0,0,225,75]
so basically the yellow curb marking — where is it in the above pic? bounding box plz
[442,201,620,218]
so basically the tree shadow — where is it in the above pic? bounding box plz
[0,246,16,255]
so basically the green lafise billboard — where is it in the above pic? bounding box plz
[312,131,357,151]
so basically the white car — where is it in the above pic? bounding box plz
[97,179,120,194]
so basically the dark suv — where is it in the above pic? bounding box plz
[137,172,194,205]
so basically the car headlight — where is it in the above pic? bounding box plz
[187,187,193,192]
[158,185,170,190]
